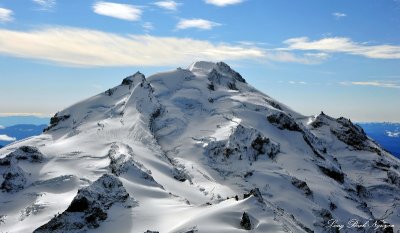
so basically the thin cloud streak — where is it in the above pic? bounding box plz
[332,12,346,19]
[283,37,400,59]
[0,27,340,67]
[142,22,154,32]
[32,0,56,11]
[0,27,266,67]
[0,112,52,117]
[340,81,400,89]
[265,51,329,64]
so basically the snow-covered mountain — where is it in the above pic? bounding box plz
[1,61,399,233]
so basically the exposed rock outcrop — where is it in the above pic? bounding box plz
[34,174,131,233]
[240,212,252,230]
[43,113,71,132]
[206,124,280,162]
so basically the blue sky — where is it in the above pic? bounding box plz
[0,0,399,122]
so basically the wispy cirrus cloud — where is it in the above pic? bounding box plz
[0,27,267,67]
[0,7,13,23]
[93,1,142,21]
[283,37,400,59]
[205,0,243,7]
[332,12,346,19]
[264,51,329,64]
[288,81,307,85]
[0,27,353,67]
[154,1,180,11]
[142,22,154,32]
[32,0,56,11]
[0,134,16,142]
[340,81,400,89]
[176,18,221,30]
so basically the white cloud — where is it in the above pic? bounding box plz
[177,18,221,30]
[0,27,337,67]
[142,22,154,32]
[0,125,4,129]
[386,130,400,137]
[264,51,329,64]
[0,27,267,67]
[0,134,16,142]
[0,8,13,23]
[332,12,346,19]
[352,81,400,88]
[93,1,142,21]
[205,0,243,7]
[340,81,400,89]
[32,0,56,11]
[283,37,400,59]
[288,81,307,85]
[154,1,179,11]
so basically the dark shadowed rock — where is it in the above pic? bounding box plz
[387,170,400,188]
[312,113,379,153]
[356,184,369,198]
[122,72,145,86]
[66,196,90,212]
[291,177,313,197]
[205,124,280,162]
[329,201,337,211]
[1,165,27,192]
[267,112,301,132]
[215,62,246,83]
[105,88,116,96]
[207,64,244,91]
[332,117,369,150]
[0,146,44,165]
[313,209,338,233]
[318,166,344,183]
[243,188,264,203]
[0,146,45,193]
[240,212,252,230]
[44,113,70,132]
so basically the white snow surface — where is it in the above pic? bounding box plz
[0,61,399,233]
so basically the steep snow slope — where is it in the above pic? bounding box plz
[0,61,399,233]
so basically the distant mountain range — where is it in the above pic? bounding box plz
[0,124,48,147]
[358,123,400,158]
[0,116,49,126]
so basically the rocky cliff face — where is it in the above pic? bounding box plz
[0,61,399,233]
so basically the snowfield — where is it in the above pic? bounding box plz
[1,61,399,233]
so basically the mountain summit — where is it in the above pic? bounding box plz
[1,62,399,233]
